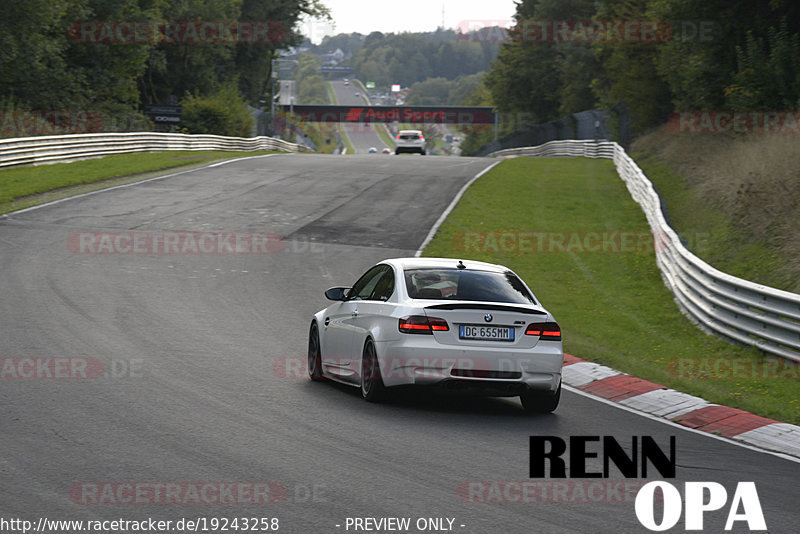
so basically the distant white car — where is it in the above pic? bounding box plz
[382,148,392,154]
[395,130,426,155]
[308,257,563,412]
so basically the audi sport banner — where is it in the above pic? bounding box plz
[281,105,496,125]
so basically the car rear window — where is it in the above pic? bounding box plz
[404,268,535,304]
[400,134,420,139]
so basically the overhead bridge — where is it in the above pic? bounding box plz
[281,105,496,125]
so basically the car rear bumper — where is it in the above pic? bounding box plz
[395,146,425,154]
[374,338,563,393]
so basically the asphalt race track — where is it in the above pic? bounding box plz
[330,81,390,154]
[1,154,797,533]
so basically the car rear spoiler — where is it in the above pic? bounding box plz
[424,303,546,315]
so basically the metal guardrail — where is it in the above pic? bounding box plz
[0,132,312,168]
[490,140,800,362]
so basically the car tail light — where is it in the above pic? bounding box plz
[396,134,401,139]
[525,322,561,341]
[399,315,449,334]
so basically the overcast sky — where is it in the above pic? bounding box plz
[301,0,518,43]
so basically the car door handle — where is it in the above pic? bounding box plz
[351,311,359,316]
[324,317,330,327]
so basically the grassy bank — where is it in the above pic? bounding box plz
[325,82,354,154]
[422,157,799,424]
[0,150,277,214]
[632,129,800,293]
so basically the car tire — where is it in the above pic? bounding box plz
[520,382,560,413]
[360,338,386,402]
[308,322,324,381]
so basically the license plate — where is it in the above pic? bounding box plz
[459,325,515,341]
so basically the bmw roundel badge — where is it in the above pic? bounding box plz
[484,314,493,323]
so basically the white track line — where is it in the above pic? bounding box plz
[564,385,800,464]
[416,159,799,463]
[415,160,500,257]
[3,154,282,217]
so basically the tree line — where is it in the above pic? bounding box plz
[482,0,800,135]
[311,29,499,90]
[0,0,327,136]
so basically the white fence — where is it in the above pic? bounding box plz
[490,140,800,362]
[0,132,312,168]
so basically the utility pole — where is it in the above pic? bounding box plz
[269,57,278,136]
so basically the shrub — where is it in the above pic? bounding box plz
[181,84,254,137]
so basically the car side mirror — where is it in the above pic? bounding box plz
[325,287,351,301]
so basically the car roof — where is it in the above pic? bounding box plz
[379,257,509,274]
[398,130,422,135]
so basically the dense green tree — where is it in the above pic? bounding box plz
[314,32,364,57]
[67,0,160,114]
[482,0,800,136]
[181,82,253,137]
[0,0,90,110]
[648,0,800,111]
[725,21,800,110]
[349,31,498,89]
[235,0,329,105]
[294,53,328,105]
[405,78,454,106]
[0,0,328,136]
[592,0,672,132]
[485,0,600,122]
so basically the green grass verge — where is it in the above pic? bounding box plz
[326,82,355,155]
[375,123,396,150]
[0,150,278,214]
[325,81,337,104]
[422,157,799,424]
[352,80,371,105]
[338,125,356,154]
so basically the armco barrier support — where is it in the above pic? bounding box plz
[0,132,312,168]
[490,140,800,362]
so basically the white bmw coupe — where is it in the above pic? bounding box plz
[308,258,563,413]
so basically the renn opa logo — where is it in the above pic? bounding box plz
[529,436,766,531]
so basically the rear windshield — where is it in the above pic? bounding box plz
[404,268,535,304]
[399,133,421,139]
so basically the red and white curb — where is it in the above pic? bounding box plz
[561,353,800,459]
